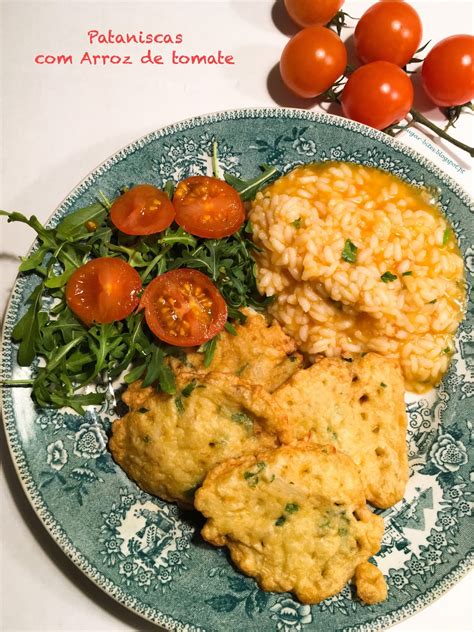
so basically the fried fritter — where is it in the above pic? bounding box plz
[354,562,387,605]
[273,353,408,508]
[195,444,386,604]
[170,309,303,392]
[109,372,289,506]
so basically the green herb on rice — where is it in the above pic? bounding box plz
[380,271,398,283]
[341,239,358,264]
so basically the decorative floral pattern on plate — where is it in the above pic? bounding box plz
[1,109,472,631]
[151,131,240,183]
[100,488,193,592]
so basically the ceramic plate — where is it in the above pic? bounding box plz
[1,108,473,631]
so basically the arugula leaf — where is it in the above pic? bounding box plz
[124,364,146,384]
[141,346,176,394]
[224,322,238,336]
[98,190,112,209]
[224,164,279,201]
[84,323,121,385]
[55,203,106,241]
[44,261,77,288]
[158,361,176,394]
[46,335,86,372]
[201,335,220,368]
[159,226,197,247]
[142,347,164,388]
[109,313,146,378]
[19,246,50,272]
[12,284,44,366]
[212,140,220,178]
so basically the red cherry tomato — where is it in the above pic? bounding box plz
[280,26,347,98]
[354,1,422,67]
[66,257,142,326]
[141,269,227,347]
[341,61,414,130]
[173,176,244,239]
[110,184,175,235]
[284,0,344,27]
[421,35,474,107]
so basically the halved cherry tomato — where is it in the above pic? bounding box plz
[421,35,474,107]
[140,268,227,347]
[341,61,414,130]
[354,1,422,67]
[284,0,344,27]
[66,257,142,325]
[141,269,227,347]
[173,176,244,238]
[110,184,175,235]
[280,26,347,98]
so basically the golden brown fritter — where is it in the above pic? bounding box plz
[195,444,386,604]
[273,353,408,508]
[169,309,303,392]
[354,562,388,604]
[109,372,289,506]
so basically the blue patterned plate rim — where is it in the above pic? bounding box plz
[1,107,473,632]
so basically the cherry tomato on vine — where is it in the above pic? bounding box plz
[173,176,245,239]
[421,35,474,107]
[341,61,414,130]
[280,26,347,98]
[66,257,142,325]
[284,0,344,27]
[354,1,422,67]
[140,269,227,347]
[110,184,175,235]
